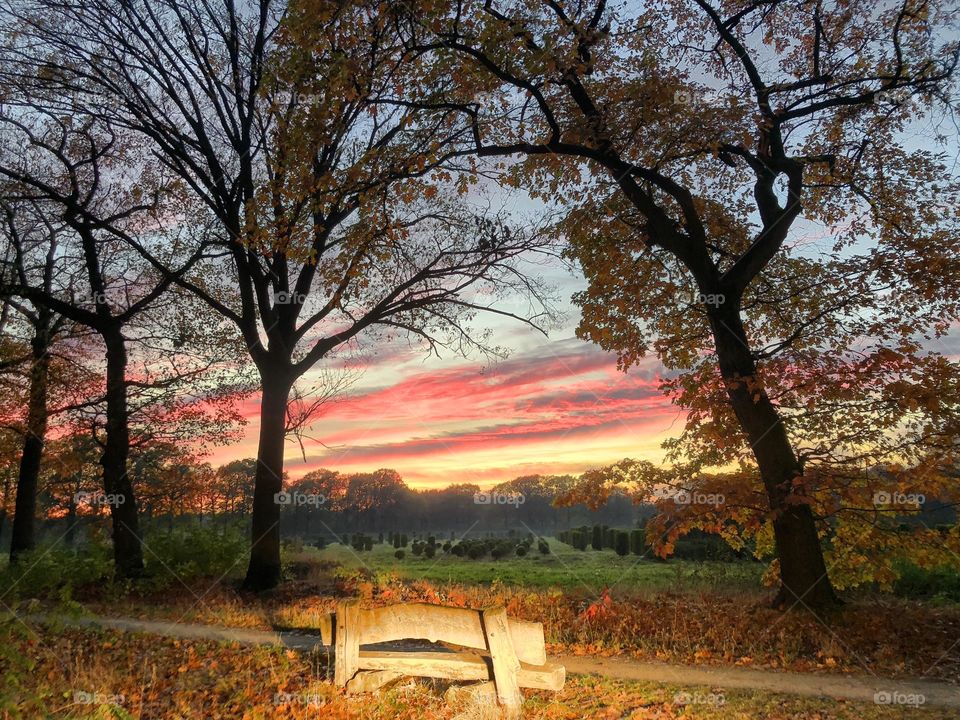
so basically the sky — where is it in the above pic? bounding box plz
[205,263,686,489]
[200,114,960,491]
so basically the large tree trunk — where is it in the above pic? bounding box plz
[242,372,291,591]
[9,320,51,562]
[708,303,839,609]
[102,330,145,578]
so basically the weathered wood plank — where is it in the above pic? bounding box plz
[345,670,404,694]
[518,661,565,692]
[359,650,489,681]
[357,603,546,665]
[334,600,361,687]
[355,650,564,690]
[318,612,333,646]
[482,606,523,719]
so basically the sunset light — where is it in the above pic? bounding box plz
[1,0,958,718]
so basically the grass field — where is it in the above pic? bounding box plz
[303,538,763,594]
[5,532,959,689]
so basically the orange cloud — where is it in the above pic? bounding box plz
[206,339,682,488]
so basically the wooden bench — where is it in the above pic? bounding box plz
[320,600,564,718]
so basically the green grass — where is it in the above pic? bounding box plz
[303,537,763,594]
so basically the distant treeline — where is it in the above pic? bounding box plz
[3,458,655,547]
[278,469,650,538]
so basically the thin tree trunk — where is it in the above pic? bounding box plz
[102,330,145,577]
[708,303,839,608]
[242,373,290,591]
[65,491,77,546]
[10,317,52,562]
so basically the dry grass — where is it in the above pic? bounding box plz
[1,624,954,720]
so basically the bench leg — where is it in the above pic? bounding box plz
[334,600,361,687]
[481,607,523,719]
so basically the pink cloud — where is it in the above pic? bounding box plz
[204,340,680,487]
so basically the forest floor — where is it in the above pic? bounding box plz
[16,611,960,708]
[2,616,957,719]
[2,538,958,718]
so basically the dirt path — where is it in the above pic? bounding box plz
[22,612,960,708]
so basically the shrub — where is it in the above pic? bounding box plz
[467,545,486,560]
[0,539,112,600]
[894,562,960,602]
[393,535,401,549]
[630,529,644,556]
[591,525,603,550]
[671,531,738,561]
[442,542,452,553]
[378,533,384,544]
[147,524,248,583]
[394,550,405,560]
[515,545,528,557]
[538,540,550,555]
[615,531,630,557]
[400,534,408,547]
[412,542,424,556]
[570,531,584,550]
[424,545,437,559]
[451,544,466,557]
[351,534,373,552]
[427,535,436,546]
[315,536,327,550]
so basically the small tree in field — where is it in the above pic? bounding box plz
[591,524,602,550]
[402,0,960,607]
[615,531,629,557]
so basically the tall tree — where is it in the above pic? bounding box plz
[399,0,960,606]
[0,111,211,576]
[0,202,72,560]
[5,0,556,589]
